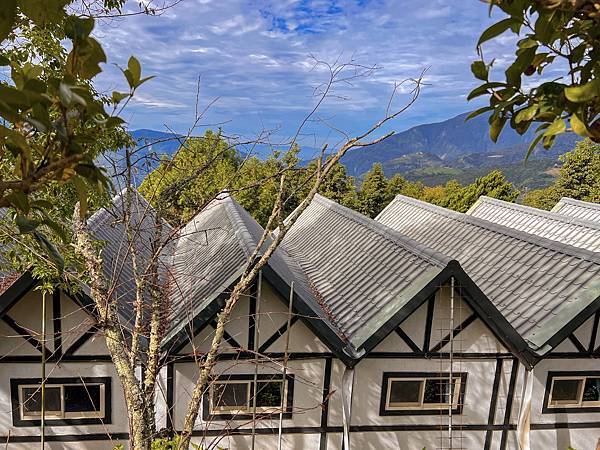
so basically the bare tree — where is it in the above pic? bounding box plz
[69,58,424,450]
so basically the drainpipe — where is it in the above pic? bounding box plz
[341,346,364,450]
[517,368,533,450]
[341,367,354,450]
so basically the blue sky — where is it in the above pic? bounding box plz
[95,0,516,154]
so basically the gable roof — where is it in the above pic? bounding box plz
[377,195,600,354]
[280,194,530,364]
[162,193,350,361]
[467,196,600,252]
[86,189,174,329]
[552,197,600,223]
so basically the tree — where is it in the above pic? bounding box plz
[358,163,389,217]
[554,139,600,200]
[139,130,241,225]
[0,0,152,261]
[444,170,519,213]
[470,0,600,154]
[523,138,600,208]
[70,60,426,450]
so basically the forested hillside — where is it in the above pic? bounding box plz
[138,130,600,225]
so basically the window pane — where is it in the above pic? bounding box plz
[256,381,283,408]
[22,386,61,413]
[64,385,101,413]
[583,378,600,403]
[213,383,248,408]
[389,380,421,404]
[552,379,581,402]
[423,378,452,404]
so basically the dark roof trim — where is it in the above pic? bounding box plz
[0,272,37,318]
[354,260,535,369]
[531,294,600,357]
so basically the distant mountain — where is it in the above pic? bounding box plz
[127,113,581,191]
[129,129,319,161]
[340,112,580,181]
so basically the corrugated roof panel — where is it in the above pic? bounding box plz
[552,197,600,223]
[377,195,600,348]
[468,196,600,251]
[281,194,450,346]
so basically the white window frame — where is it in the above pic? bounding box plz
[18,383,106,421]
[209,378,288,415]
[548,375,600,408]
[385,376,463,411]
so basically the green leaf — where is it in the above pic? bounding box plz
[41,219,68,243]
[467,82,506,101]
[564,79,600,103]
[515,105,537,123]
[465,106,493,121]
[33,231,64,272]
[15,214,39,233]
[17,0,67,26]
[544,117,566,137]
[477,18,515,47]
[471,60,488,81]
[59,82,73,107]
[72,176,88,219]
[6,190,29,213]
[489,115,507,143]
[525,132,544,161]
[111,91,129,104]
[0,0,17,42]
[127,56,141,85]
[570,114,590,137]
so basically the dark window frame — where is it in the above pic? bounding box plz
[379,371,467,416]
[10,377,111,427]
[543,371,600,414]
[202,373,294,421]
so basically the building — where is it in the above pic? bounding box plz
[0,192,599,449]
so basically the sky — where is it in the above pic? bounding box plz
[95,0,516,154]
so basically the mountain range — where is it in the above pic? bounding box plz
[130,112,581,191]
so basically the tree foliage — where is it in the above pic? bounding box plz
[523,139,600,208]
[471,0,600,155]
[0,0,150,264]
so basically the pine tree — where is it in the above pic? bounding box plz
[358,163,390,218]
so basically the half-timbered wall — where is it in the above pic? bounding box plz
[0,287,128,448]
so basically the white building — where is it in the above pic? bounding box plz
[0,192,599,449]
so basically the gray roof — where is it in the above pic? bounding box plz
[281,194,453,349]
[87,189,174,328]
[377,195,600,350]
[163,193,344,350]
[467,196,600,252]
[552,197,600,223]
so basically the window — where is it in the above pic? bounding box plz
[380,372,467,416]
[544,372,600,413]
[203,374,294,420]
[10,377,111,426]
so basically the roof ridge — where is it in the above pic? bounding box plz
[470,196,600,231]
[386,194,600,264]
[312,194,451,267]
[556,197,600,211]
[217,193,260,258]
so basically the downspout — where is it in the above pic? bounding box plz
[341,346,364,450]
[517,368,533,450]
[341,367,354,450]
